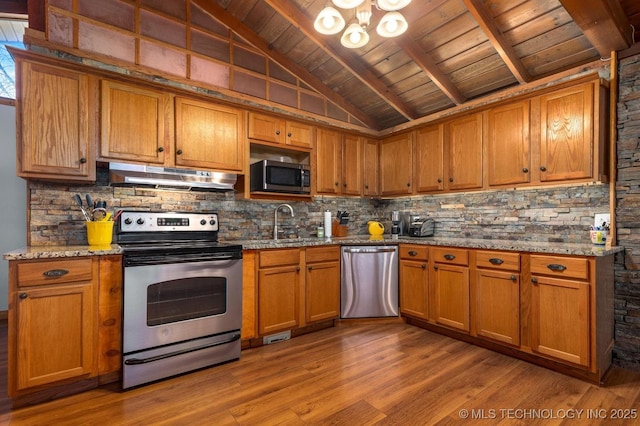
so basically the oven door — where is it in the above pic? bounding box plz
[123,257,242,354]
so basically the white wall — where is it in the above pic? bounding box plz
[0,103,26,311]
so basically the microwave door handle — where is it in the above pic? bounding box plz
[300,169,305,190]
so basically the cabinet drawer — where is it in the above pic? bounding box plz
[400,245,428,261]
[17,258,94,287]
[530,255,589,280]
[432,247,468,266]
[475,251,520,271]
[306,246,340,263]
[259,248,300,268]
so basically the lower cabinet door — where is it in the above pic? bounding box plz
[305,261,340,323]
[433,264,470,332]
[15,283,96,391]
[258,266,300,335]
[474,269,520,346]
[531,275,590,366]
[399,260,429,319]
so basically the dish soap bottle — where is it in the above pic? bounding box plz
[317,223,325,238]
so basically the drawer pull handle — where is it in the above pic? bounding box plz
[43,269,69,278]
[408,250,418,256]
[547,264,567,272]
[444,254,455,261]
[489,258,504,265]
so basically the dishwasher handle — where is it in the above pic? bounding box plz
[343,247,397,254]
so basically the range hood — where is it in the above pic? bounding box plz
[109,162,236,191]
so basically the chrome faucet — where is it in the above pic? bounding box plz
[273,203,294,240]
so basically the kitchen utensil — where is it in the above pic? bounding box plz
[73,194,92,222]
[85,194,93,209]
[367,221,384,236]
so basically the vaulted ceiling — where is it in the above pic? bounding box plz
[201,0,637,130]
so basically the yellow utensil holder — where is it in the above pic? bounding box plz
[86,221,114,246]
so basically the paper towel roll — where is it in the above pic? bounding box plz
[324,210,332,238]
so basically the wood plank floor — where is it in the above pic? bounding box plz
[1,320,640,425]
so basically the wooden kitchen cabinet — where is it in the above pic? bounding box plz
[529,254,591,367]
[430,247,469,332]
[248,112,315,148]
[175,97,245,172]
[415,124,444,193]
[537,83,595,182]
[341,134,363,196]
[15,54,96,181]
[485,101,531,186]
[315,127,343,194]
[399,244,429,320]
[258,249,301,335]
[445,113,483,191]
[471,251,521,346]
[99,79,171,164]
[8,257,98,397]
[363,138,379,196]
[305,246,340,323]
[379,132,413,195]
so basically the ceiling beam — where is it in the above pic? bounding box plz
[191,0,378,129]
[559,0,633,57]
[264,0,418,121]
[463,0,531,84]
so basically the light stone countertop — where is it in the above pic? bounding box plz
[3,236,622,260]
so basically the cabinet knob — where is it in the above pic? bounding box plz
[79,157,87,164]
[19,293,28,300]
[176,149,183,155]
[287,132,292,137]
[335,182,339,186]
[365,184,369,189]
[158,147,164,153]
[437,178,442,183]
[343,183,347,187]
[421,264,427,269]
[540,166,547,172]
[275,130,281,135]
[510,275,516,281]
[522,167,528,173]
[449,177,454,182]
[434,265,438,270]
[406,182,410,187]
[296,266,300,272]
[308,266,313,271]
[531,277,538,284]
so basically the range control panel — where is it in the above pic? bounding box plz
[118,211,219,232]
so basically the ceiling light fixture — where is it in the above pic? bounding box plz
[313,0,410,49]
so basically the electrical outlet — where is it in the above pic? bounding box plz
[594,213,610,228]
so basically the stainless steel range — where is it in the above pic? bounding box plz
[116,211,243,389]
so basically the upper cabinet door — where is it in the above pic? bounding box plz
[285,121,315,148]
[379,132,413,195]
[175,97,245,172]
[315,127,342,194]
[17,60,95,180]
[363,138,379,196]
[248,112,285,145]
[486,101,531,186]
[100,80,170,164]
[415,124,444,193]
[341,134,363,196]
[447,113,483,191]
[539,83,593,182]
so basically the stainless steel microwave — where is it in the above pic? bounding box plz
[250,160,311,194]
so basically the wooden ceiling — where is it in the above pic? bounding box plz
[204,0,637,131]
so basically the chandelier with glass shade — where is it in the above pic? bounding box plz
[314,0,411,49]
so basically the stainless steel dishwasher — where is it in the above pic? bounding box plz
[341,245,399,318]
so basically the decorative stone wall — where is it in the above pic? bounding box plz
[29,167,608,246]
[614,52,640,371]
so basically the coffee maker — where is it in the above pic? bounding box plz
[391,211,402,238]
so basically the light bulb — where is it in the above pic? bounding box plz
[349,30,361,44]
[322,15,335,29]
[384,19,398,33]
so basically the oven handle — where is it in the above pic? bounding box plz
[125,252,242,267]
[124,333,241,365]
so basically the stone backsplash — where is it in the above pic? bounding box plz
[28,175,609,246]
